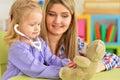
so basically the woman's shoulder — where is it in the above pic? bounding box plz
[77,37,87,51]
[77,36,83,44]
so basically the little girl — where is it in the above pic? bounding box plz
[2,0,76,80]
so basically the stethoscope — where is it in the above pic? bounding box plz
[14,24,42,51]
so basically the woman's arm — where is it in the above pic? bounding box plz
[96,61,106,72]
[102,53,120,70]
[96,53,120,72]
[77,37,120,72]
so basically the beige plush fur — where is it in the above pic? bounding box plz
[59,40,105,80]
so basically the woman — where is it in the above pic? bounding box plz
[41,0,120,72]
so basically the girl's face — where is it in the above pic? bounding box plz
[46,3,72,37]
[19,10,42,40]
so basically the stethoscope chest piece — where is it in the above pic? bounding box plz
[30,38,42,51]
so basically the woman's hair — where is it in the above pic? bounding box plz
[41,0,78,60]
[4,0,41,46]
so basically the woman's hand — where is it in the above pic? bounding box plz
[96,61,106,72]
[66,61,77,69]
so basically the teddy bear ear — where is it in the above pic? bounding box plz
[96,41,105,54]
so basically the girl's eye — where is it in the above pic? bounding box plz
[30,24,35,26]
[38,23,40,26]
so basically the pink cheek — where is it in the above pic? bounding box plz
[64,20,71,25]
[63,20,71,25]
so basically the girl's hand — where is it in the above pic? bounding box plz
[66,61,77,69]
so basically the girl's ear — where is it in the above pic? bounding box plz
[11,19,16,24]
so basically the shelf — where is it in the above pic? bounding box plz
[83,0,120,14]
[77,14,91,44]
[91,15,120,46]
[106,46,120,56]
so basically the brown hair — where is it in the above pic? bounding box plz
[41,0,78,60]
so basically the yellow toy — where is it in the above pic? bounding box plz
[59,40,105,80]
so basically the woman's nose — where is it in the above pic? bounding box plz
[54,16,62,23]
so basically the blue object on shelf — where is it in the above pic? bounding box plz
[38,0,43,5]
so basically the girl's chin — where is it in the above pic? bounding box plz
[33,35,38,38]
[30,37,37,40]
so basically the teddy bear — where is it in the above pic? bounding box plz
[59,40,106,80]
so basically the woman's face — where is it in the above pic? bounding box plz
[46,3,72,37]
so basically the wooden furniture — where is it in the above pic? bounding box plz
[84,0,120,14]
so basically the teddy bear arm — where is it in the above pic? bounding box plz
[59,67,76,80]
[74,56,91,68]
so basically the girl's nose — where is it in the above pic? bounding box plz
[35,25,40,31]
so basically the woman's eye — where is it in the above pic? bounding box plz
[62,15,68,18]
[49,13,56,16]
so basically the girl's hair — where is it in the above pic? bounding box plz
[41,0,78,60]
[4,0,41,46]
